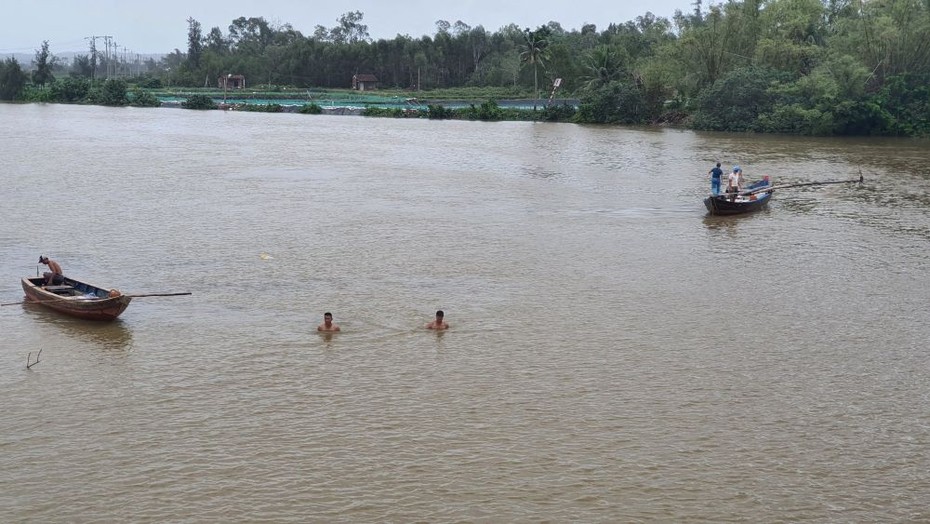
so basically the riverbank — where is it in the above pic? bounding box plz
[152,85,579,120]
[159,95,582,122]
[158,94,579,113]
[159,99,367,115]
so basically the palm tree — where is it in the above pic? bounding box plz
[581,45,628,91]
[519,27,549,110]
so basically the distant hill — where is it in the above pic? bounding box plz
[5,53,33,65]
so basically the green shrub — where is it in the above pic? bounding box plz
[135,76,163,89]
[576,81,648,124]
[830,99,891,136]
[362,106,393,116]
[49,77,91,103]
[298,103,323,114]
[22,85,55,102]
[876,74,930,137]
[98,78,129,106]
[181,94,217,110]
[0,57,28,100]
[757,104,833,135]
[129,88,161,107]
[541,103,576,122]
[362,106,421,118]
[238,103,284,112]
[460,99,503,121]
[691,66,788,132]
[427,104,454,119]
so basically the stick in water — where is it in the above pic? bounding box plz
[27,349,42,369]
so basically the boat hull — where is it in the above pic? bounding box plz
[704,192,771,215]
[21,277,132,321]
[704,179,773,215]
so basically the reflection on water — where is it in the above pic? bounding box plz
[701,207,773,241]
[775,196,821,213]
[23,304,133,350]
[701,215,742,240]
[520,167,567,181]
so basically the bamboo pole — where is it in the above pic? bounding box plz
[2,292,191,307]
[123,292,192,298]
[743,175,863,195]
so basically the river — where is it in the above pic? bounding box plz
[1,103,928,522]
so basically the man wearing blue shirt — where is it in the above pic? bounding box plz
[709,162,723,195]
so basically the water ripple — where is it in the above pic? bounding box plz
[1,105,928,522]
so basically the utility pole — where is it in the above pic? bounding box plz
[102,35,113,79]
[86,36,102,80]
[110,40,118,78]
[103,36,109,79]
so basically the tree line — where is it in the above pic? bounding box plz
[2,0,928,136]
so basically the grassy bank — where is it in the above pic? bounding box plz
[151,85,541,106]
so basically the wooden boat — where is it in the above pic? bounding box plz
[21,276,132,321]
[704,178,773,216]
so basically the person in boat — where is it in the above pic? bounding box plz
[38,255,64,286]
[726,166,744,201]
[317,312,341,332]
[709,162,723,195]
[426,310,449,330]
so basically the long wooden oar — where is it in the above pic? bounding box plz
[1,299,68,307]
[123,292,192,298]
[743,174,863,196]
[2,292,191,307]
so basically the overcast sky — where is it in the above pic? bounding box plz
[1,0,688,55]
